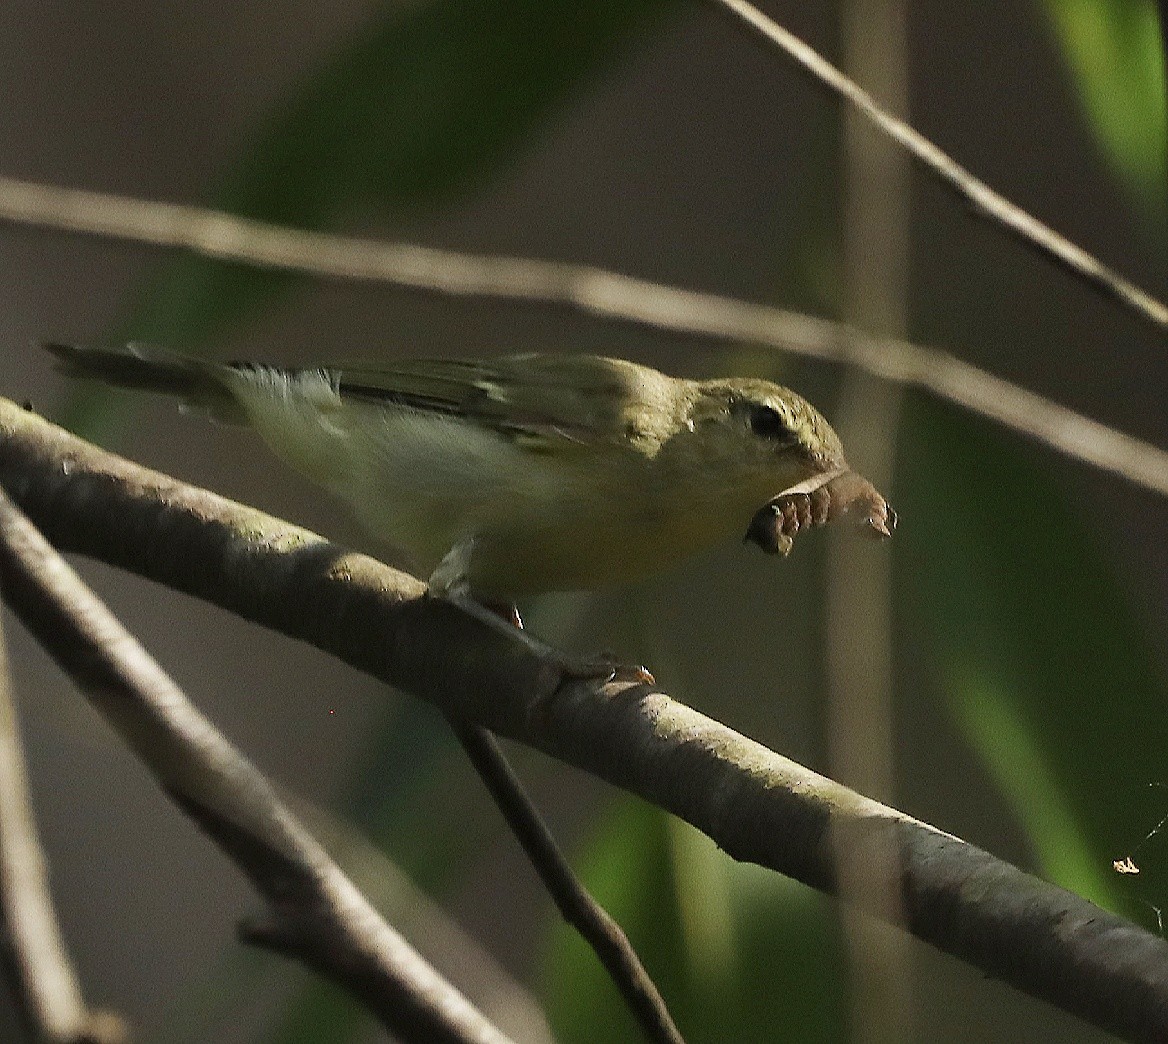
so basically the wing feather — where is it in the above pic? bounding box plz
[330,354,677,449]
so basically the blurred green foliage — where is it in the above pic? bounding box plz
[900,397,1168,916]
[1041,0,1167,215]
[125,0,675,344]
[543,797,846,1043]
[73,0,677,437]
[92,0,1166,1040]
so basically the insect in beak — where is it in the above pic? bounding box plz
[744,469,896,556]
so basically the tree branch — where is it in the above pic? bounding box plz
[705,0,1168,331]
[1,404,1167,1040]
[450,721,684,1044]
[0,474,514,1044]
[3,173,1167,497]
[0,611,126,1044]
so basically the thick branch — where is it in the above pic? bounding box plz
[0,470,513,1043]
[1,399,1167,1043]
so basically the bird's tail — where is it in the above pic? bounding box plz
[41,342,250,424]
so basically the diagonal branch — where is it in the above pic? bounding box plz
[705,0,1168,331]
[0,477,514,1044]
[1,402,1167,1041]
[450,721,684,1044]
[2,174,1165,497]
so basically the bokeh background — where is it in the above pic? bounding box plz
[1,1,1166,1041]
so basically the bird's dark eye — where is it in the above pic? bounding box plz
[748,404,795,442]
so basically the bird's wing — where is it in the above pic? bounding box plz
[330,354,667,449]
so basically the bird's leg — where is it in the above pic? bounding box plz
[427,538,537,645]
[479,597,653,686]
[428,539,653,685]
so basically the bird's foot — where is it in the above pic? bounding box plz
[451,598,654,686]
[560,654,655,686]
[427,538,655,686]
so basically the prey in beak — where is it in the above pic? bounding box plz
[744,469,897,557]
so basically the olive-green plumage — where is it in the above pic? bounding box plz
[46,343,851,599]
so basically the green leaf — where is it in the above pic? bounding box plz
[1041,0,1167,213]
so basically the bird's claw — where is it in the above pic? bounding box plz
[557,654,655,686]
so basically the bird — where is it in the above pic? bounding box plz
[44,343,895,616]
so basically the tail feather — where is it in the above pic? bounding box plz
[41,342,249,424]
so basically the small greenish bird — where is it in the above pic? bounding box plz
[44,344,894,609]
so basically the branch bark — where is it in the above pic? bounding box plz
[1,398,1167,1043]
[0,466,513,1044]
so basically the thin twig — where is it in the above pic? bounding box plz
[450,720,684,1044]
[0,607,126,1044]
[0,486,515,1044]
[1,173,1164,497]
[2,401,1168,1042]
[705,0,1168,331]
